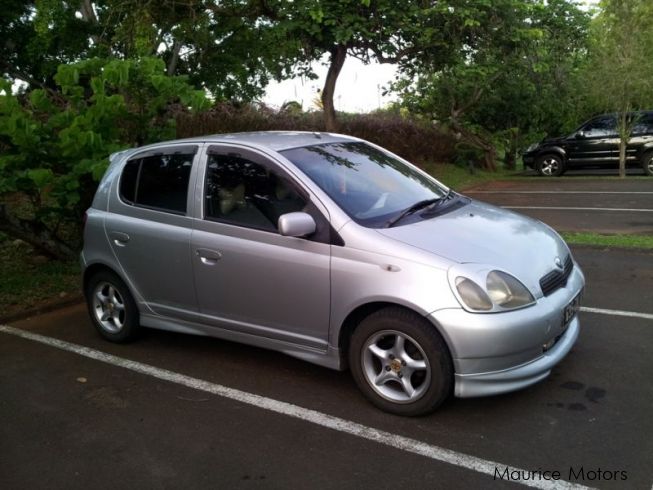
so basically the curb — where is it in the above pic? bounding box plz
[0,294,85,324]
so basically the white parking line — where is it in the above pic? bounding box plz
[0,324,592,490]
[467,191,653,195]
[580,306,653,321]
[504,206,653,212]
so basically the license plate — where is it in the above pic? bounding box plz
[562,291,582,328]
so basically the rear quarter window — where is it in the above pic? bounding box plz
[118,146,197,214]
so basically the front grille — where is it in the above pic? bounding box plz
[539,255,573,296]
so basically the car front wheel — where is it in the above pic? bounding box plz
[536,154,565,176]
[86,270,139,342]
[349,307,452,416]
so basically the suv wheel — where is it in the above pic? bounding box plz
[536,154,565,176]
[349,307,452,416]
[643,152,653,176]
[86,270,139,342]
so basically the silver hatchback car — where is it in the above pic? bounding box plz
[82,131,584,416]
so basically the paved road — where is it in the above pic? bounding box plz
[464,179,653,235]
[1,246,652,490]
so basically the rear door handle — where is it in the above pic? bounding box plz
[109,231,130,246]
[196,248,222,265]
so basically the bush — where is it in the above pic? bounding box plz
[0,57,208,259]
[174,103,456,166]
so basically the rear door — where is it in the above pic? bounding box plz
[106,144,200,317]
[190,145,332,350]
[627,113,653,165]
[565,115,619,166]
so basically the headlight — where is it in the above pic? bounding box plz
[486,270,535,308]
[525,143,539,153]
[450,266,535,312]
[455,277,492,311]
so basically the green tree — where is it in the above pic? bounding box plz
[394,0,590,170]
[579,0,653,177]
[254,0,461,131]
[0,57,208,259]
[1,1,293,101]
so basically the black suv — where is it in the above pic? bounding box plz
[523,111,653,176]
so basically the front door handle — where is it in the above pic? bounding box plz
[109,231,130,246]
[196,248,222,265]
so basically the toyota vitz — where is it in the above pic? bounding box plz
[82,132,584,416]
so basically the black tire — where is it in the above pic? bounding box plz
[349,307,453,416]
[642,152,653,176]
[85,270,140,342]
[535,154,565,177]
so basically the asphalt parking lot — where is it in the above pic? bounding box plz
[465,177,653,235]
[1,178,652,490]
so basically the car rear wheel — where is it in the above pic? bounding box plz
[643,152,653,176]
[349,307,452,416]
[86,270,139,342]
[536,154,565,176]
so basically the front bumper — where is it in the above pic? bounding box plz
[429,265,584,398]
[453,316,578,397]
[522,153,536,168]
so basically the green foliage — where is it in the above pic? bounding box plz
[394,0,591,169]
[0,1,295,101]
[0,56,207,254]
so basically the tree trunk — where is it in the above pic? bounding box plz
[505,129,519,170]
[80,0,101,45]
[619,139,626,178]
[0,205,77,261]
[321,45,347,132]
[618,111,628,179]
[450,120,497,171]
[167,40,182,76]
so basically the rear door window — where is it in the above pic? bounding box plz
[632,114,653,136]
[119,146,197,214]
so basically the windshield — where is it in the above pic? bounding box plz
[281,142,448,227]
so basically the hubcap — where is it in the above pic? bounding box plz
[361,330,431,404]
[541,157,559,176]
[92,282,126,333]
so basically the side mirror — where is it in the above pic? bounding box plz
[575,131,586,139]
[278,212,316,237]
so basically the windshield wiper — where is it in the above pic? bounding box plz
[385,198,442,228]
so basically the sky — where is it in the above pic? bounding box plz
[262,56,399,113]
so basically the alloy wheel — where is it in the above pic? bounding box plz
[361,329,431,403]
[91,281,126,333]
[540,157,560,176]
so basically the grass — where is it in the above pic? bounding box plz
[560,232,653,250]
[0,233,81,320]
[421,162,526,190]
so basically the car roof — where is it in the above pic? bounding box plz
[109,131,362,164]
[119,131,360,157]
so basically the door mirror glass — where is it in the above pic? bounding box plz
[278,212,316,237]
[575,131,585,139]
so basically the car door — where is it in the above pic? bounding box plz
[105,144,200,317]
[627,113,653,165]
[564,115,619,167]
[190,145,332,350]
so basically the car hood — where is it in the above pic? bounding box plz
[541,135,567,145]
[376,199,570,293]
